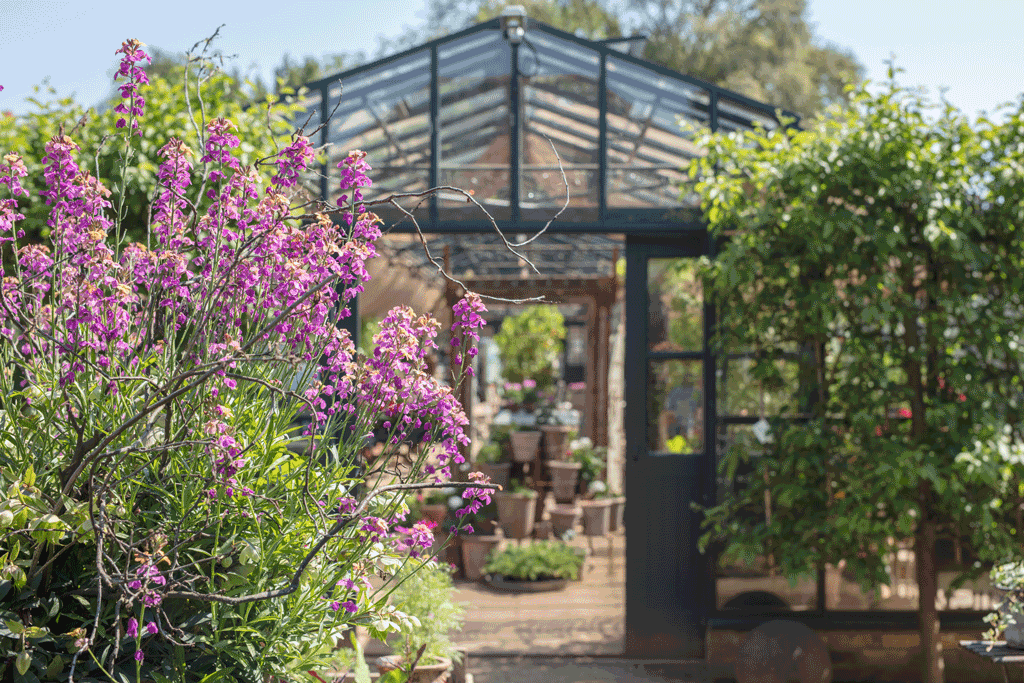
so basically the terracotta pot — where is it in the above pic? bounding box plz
[461,533,503,581]
[510,430,542,463]
[608,496,626,532]
[419,504,448,526]
[376,654,452,683]
[475,462,511,491]
[540,424,573,461]
[547,461,581,503]
[548,503,581,538]
[494,491,537,539]
[580,498,613,537]
[533,519,553,540]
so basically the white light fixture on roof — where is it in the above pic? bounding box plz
[500,5,527,44]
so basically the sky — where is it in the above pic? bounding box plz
[1,0,1022,120]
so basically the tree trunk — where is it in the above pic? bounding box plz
[916,511,943,683]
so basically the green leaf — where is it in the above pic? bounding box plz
[15,649,30,675]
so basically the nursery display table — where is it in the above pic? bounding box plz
[959,641,1024,683]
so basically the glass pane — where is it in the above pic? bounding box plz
[605,57,710,208]
[717,96,779,134]
[438,169,510,221]
[648,258,702,352]
[828,541,1002,612]
[439,31,511,221]
[648,360,703,454]
[521,31,600,217]
[718,357,801,417]
[717,564,818,613]
[325,51,432,221]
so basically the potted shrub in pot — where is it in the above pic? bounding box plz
[548,460,582,504]
[571,437,607,497]
[509,424,542,463]
[494,479,538,539]
[548,503,581,538]
[580,480,614,537]
[474,441,511,491]
[374,560,465,683]
[483,540,587,592]
[986,562,1024,648]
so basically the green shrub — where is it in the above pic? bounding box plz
[483,540,585,580]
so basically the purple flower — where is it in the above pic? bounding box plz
[146,621,158,635]
[134,650,144,663]
[126,618,138,638]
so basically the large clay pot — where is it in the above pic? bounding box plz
[376,654,452,683]
[547,461,581,503]
[548,503,580,538]
[461,533,502,581]
[608,496,626,532]
[510,431,542,463]
[540,425,573,461]
[475,462,511,491]
[580,498,612,537]
[494,492,536,539]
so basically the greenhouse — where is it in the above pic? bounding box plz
[295,7,1006,678]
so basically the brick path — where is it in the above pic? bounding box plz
[452,531,626,656]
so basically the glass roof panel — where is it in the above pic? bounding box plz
[521,31,600,222]
[605,56,710,209]
[324,49,432,221]
[438,30,511,221]
[717,95,780,133]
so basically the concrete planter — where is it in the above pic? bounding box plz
[548,504,581,538]
[475,462,511,491]
[547,461,581,503]
[540,424,573,461]
[510,430,542,463]
[608,496,626,532]
[461,534,502,581]
[494,491,537,539]
[580,498,613,537]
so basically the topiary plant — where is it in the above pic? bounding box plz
[493,305,566,392]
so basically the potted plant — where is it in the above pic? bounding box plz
[985,562,1024,648]
[538,408,574,462]
[547,460,582,504]
[493,305,566,409]
[548,503,581,539]
[494,479,538,539]
[373,560,465,683]
[580,480,614,537]
[475,441,511,491]
[509,424,543,463]
[571,437,606,497]
[483,540,587,592]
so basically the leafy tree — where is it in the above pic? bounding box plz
[624,0,863,117]
[693,73,1024,683]
[416,0,863,118]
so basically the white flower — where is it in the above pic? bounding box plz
[448,495,464,509]
[588,480,607,494]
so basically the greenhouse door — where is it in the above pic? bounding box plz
[623,234,715,658]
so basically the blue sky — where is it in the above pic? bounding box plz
[1,0,1021,119]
